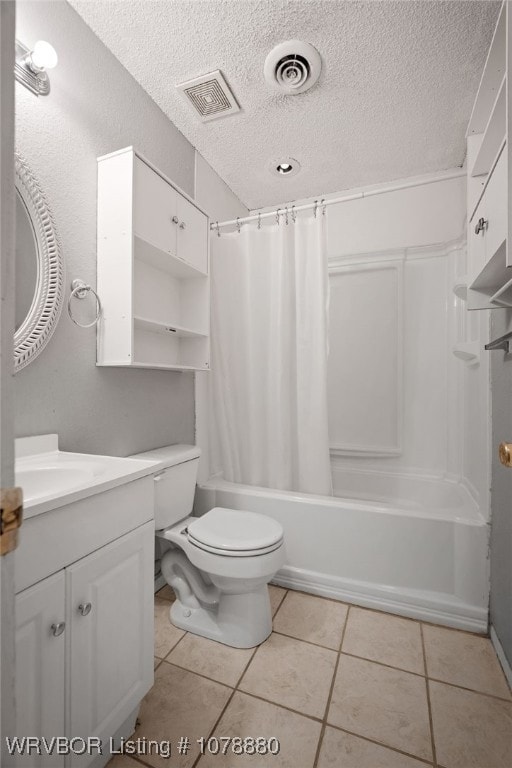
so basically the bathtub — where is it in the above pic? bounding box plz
[194,470,489,633]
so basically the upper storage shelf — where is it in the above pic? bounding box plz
[96,147,210,370]
[466,2,512,310]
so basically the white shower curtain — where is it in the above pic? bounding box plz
[210,213,332,496]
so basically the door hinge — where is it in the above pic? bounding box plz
[0,487,23,555]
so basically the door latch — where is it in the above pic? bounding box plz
[0,487,23,555]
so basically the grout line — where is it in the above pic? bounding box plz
[324,723,436,766]
[420,623,438,767]
[426,676,512,704]
[190,640,260,768]
[161,658,235,689]
[160,629,188,660]
[339,649,425,678]
[234,688,324,724]
[270,587,288,619]
[272,629,340,653]
[312,604,351,768]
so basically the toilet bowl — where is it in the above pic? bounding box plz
[131,445,286,648]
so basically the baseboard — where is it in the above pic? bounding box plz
[490,625,512,690]
[273,565,488,633]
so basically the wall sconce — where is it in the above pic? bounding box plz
[15,39,58,96]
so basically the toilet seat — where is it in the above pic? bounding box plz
[186,507,283,558]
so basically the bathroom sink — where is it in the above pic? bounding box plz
[15,434,159,519]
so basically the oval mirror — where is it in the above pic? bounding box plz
[14,152,64,371]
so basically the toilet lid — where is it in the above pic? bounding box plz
[187,507,283,554]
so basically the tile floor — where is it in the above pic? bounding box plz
[108,587,512,768]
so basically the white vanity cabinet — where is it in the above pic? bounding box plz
[14,474,155,768]
[15,572,66,768]
[97,147,210,370]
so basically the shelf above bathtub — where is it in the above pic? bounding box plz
[452,342,480,365]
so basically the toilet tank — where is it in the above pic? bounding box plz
[130,444,201,530]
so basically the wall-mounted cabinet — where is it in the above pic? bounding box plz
[97,147,210,370]
[467,2,512,310]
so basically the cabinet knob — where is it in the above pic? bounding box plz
[171,215,179,224]
[179,221,186,230]
[474,217,487,235]
[51,622,65,637]
[78,602,92,617]
[499,442,512,467]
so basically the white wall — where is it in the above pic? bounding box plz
[14,1,199,456]
[194,152,248,482]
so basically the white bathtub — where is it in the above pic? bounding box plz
[195,471,489,633]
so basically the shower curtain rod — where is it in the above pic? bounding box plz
[210,169,466,231]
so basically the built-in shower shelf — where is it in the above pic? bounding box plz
[453,279,469,301]
[452,342,480,365]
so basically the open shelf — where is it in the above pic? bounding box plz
[490,275,512,307]
[134,316,207,338]
[452,342,480,365]
[134,234,207,279]
[470,75,506,177]
[467,1,506,137]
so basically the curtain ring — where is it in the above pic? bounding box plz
[216,221,220,237]
[321,198,326,216]
[276,209,281,224]
[313,201,318,218]
[236,217,241,234]
[285,207,289,225]
[257,213,261,230]
[291,205,296,223]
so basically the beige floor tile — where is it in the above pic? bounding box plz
[154,598,185,658]
[167,633,254,686]
[342,607,424,674]
[317,727,431,768]
[328,654,432,761]
[156,584,175,602]
[430,680,512,768]
[198,691,322,768]
[106,757,142,768]
[423,624,511,699]
[134,662,232,768]
[154,656,162,669]
[273,591,348,650]
[239,632,336,718]
[269,585,287,616]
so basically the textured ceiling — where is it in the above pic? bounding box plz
[70,0,500,209]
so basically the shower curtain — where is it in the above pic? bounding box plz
[210,213,332,496]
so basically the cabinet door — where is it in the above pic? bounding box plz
[14,572,66,768]
[176,195,208,274]
[133,157,178,258]
[68,523,154,767]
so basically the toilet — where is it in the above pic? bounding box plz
[133,444,286,648]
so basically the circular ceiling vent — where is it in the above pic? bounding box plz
[264,40,322,95]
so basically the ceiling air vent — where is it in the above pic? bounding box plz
[176,70,240,122]
[264,40,322,95]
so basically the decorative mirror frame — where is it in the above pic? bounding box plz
[14,151,64,371]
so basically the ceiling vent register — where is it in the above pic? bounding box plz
[176,70,240,122]
[264,40,322,94]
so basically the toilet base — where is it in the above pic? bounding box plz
[169,586,272,648]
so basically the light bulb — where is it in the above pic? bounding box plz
[30,41,58,72]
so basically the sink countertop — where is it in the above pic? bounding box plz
[15,435,159,520]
